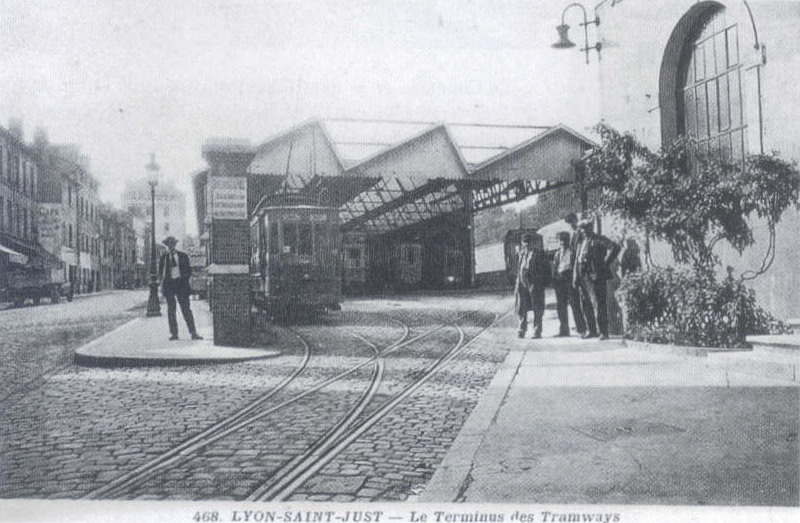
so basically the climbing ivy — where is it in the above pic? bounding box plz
[579,123,800,275]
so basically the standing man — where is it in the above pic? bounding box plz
[158,236,203,341]
[563,213,587,336]
[574,219,621,340]
[515,232,551,339]
[551,231,574,337]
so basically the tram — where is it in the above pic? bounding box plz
[342,232,368,295]
[250,194,342,318]
[394,242,423,288]
[442,247,466,287]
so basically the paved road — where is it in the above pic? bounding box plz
[0,292,511,501]
[3,290,795,505]
[0,290,149,403]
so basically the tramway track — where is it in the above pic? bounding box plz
[247,308,510,502]
[245,330,386,500]
[83,325,315,500]
[85,303,503,501]
[84,314,411,500]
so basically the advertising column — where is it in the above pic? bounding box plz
[203,145,255,346]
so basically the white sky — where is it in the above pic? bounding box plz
[1,0,603,234]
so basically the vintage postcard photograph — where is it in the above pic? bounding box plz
[1,1,798,522]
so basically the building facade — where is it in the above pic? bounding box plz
[122,176,188,249]
[1,123,39,247]
[99,206,139,290]
[587,0,800,319]
[35,140,105,294]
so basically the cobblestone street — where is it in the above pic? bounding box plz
[1,290,797,507]
[0,291,513,501]
[0,290,148,403]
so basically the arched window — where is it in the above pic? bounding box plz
[660,2,759,162]
[682,8,745,160]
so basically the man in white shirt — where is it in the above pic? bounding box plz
[158,236,202,341]
[551,231,574,336]
[563,213,587,336]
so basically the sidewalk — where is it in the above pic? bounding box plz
[74,300,280,366]
[420,313,800,506]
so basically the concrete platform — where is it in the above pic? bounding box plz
[749,333,800,350]
[420,320,799,506]
[74,301,280,367]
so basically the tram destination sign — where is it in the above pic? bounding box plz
[210,176,247,220]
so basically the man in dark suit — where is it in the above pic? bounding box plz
[515,232,551,339]
[574,219,621,340]
[563,213,587,336]
[551,231,574,337]
[158,236,202,341]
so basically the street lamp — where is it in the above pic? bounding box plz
[552,2,602,64]
[145,153,161,317]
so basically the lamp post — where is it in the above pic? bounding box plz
[552,2,602,64]
[145,153,161,317]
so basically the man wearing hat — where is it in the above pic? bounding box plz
[515,232,551,339]
[158,236,203,340]
[573,219,620,340]
[563,213,587,336]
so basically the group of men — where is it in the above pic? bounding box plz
[515,213,622,340]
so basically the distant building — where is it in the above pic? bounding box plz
[130,215,147,286]
[1,121,40,246]
[121,171,187,249]
[0,121,68,289]
[34,137,104,293]
[97,205,138,290]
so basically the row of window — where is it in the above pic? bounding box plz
[66,227,103,257]
[0,196,34,240]
[267,221,328,257]
[64,181,105,229]
[1,197,136,264]
[0,145,38,198]
[64,223,137,262]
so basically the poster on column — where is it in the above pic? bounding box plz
[209,176,247,220]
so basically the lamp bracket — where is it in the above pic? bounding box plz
[580,16,600,27]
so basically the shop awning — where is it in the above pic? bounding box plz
[0,233,62,270]
[0,243,28,265]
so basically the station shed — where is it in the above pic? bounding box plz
[192,118,594,345]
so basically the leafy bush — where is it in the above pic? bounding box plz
[617,267,792,348]
[579,123,799,347]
